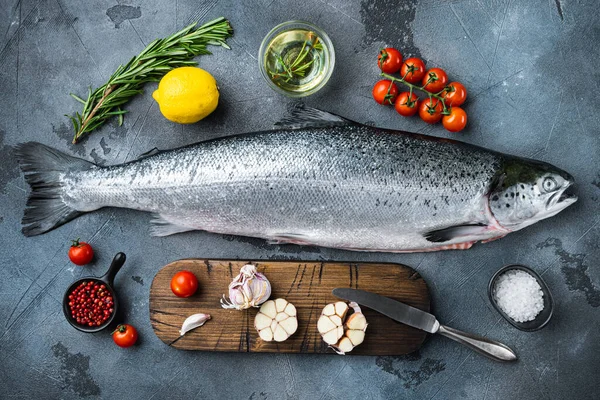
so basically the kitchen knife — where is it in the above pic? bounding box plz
[333,288,517,362]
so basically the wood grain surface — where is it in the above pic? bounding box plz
[149,260,430,355]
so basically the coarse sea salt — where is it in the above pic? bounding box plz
[493,270,544,323]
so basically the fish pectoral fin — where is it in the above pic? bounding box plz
[137,147,162,159]
[267,232,314,246]
[149,214,195,237]
[274,104,356,130]
[424,223,488,243]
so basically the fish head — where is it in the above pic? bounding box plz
[489,158,577,231]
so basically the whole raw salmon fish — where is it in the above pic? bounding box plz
[16,107,577,252]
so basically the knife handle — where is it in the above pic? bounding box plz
[438,325,517,362]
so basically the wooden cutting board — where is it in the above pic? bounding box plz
[149,260,430,355]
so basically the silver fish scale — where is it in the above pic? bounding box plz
[62,125,503,250]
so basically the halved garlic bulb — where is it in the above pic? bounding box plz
[254,298,298,342]
[317,301,367,354]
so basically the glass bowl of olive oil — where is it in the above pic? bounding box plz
[259,21,335,97]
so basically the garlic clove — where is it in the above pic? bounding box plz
[260,300,277,318]
[259,327,273,341]
[179,313,211,336]
[335,301,349,317]
[273,324,289,342]
[337,337,354,354]
[330,314,342,326]
[255,298,298,342]
[322,303,335,316]
[321,329,340,345]
[347,329,365,346]
[337,325,344,339]
[346,313,367,330]
[275,312,288,322]
[279,315,298,335]
[275,298,287,312]
[284,302,296,317]
[255,313,272,330]
[317,315,337,332]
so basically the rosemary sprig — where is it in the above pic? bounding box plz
[268,35,323,83]
[67,17,233,144]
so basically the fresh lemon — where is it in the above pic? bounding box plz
[152,67,219,124]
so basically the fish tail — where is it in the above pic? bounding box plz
[15,142,94,236]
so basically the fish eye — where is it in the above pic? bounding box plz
[542,177,558,192]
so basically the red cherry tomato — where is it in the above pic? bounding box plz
[440,82,467,107]
[400,58,426,84]
[170,270,199,298]
[394,92,419,117]
[112,324,138,348]
[68,239,94,266]
[372,80,398,105]
[418,98,444,124]
[377,48,403,74]
[421,68,448,93]
[442,107,468,132]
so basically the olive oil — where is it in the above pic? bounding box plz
[264,29,331,94]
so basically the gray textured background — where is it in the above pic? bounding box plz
[1,0,599,399]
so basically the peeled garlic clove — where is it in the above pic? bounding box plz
[275,298,287,312]
[317,315,336,332]
[321,328,341,345]
[259,327,273,341]
[221,264,271,310]
[335,301,349,317]
[336,337,354,353]
[330,314,342,326]
[260,299,277,319]
[254,298,298,342]
[347,329,365,346]
[284,302,296,317]
[322,303,335,316]
[273,324,289,342]
[279,315,298,335]
[346,313,367,330]
[179,313,211,336]
[317,301,368,355]
[254,313,272,330]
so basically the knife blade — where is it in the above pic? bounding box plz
[333,287,517,362]
[332,288,440,333]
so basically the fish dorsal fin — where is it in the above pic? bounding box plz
[137,147,162,159]
[274,104,355,130]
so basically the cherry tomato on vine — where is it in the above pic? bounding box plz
[421,68,448,93]
[440,82,467,107]
[377,48,403,73]
[394,92,419,117]
[170,270,199,298]
[418,98,443,124]
[372,80,398,105]
[400,58,426,84]
[68,239,94,266]
[442,107,467,132]
[112,324,138,348]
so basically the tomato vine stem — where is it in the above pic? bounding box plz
[380,72,449,113]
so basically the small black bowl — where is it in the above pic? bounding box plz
[63,253,126,333]
[488,264,554,332]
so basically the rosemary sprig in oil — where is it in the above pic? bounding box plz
[268,34,323,83]
[67,17,233,144]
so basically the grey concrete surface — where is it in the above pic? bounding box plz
[0,0,598,398]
